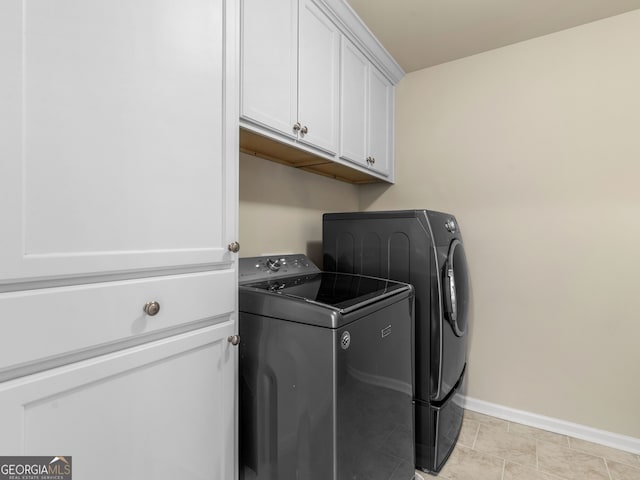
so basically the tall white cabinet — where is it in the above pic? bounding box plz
[0,0,239,478]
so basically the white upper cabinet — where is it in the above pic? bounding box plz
[0,0,237,286]
[339,39,393,177]
[339,39,369,166]
[241,0,339,155]
[297,0,340,154]
[366,66,394,177]
[240,0,403,183]
[240,0,298,137]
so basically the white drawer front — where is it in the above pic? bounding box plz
[0,270,235,376]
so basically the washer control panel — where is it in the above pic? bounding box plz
[239,254,321,283]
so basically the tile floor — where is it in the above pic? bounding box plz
[414,410,640,480]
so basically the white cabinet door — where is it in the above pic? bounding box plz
[240,0,298,137]
[0,0,238,477]
[339,39,368,166]
[297,0,340,154]
[0,0,236,285]
[339,39,393,178]
[241,0,339,155]
[0,270,235,379]
[367,67,393,177]
[0,323,236,480]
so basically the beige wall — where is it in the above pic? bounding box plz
[360,10,640,437]
[239,152,359,265]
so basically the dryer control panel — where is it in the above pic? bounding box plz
[238,254,321,284]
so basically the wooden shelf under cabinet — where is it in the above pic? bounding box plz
[239,128,384,185]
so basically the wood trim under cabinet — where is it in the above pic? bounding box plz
[239,128,386,184]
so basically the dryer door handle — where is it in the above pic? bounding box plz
[444,239,467,337]
[447,267,458,324]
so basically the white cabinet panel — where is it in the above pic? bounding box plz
[0,270,235,378]
[339,39,368,166]
[0,323,236,479]
[297,0,340,154]
[368,67,393,177]
[240,0,298,136]
[0,0,234,284]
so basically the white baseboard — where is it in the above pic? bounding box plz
[463,396,640,455]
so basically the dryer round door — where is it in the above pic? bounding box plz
[443,239,469,337]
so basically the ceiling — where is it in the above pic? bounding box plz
[346,0,640,72]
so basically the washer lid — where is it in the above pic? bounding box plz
[242,272,408,311]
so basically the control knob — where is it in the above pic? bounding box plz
[445,218,457,233]
[266,258,281,272]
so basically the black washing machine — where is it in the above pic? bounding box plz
[238,254,416,480]
[323,210,469,474]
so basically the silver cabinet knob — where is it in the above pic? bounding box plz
[366,156,373,165]
[143,301,161,316]
[227,335,241,346]
[300,125,308,135]
[293,122,301,132]
[228,241,240,253]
